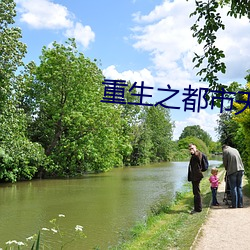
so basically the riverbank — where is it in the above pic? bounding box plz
[112,168,226,249]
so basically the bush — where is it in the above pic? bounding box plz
[0,139,49,183]
[178,136,209,155]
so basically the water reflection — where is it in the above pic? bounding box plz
[0,159,221,249]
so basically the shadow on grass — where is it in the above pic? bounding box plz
[149,190,213,216]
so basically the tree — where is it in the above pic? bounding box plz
[0,0,27,109]
[178,136,209,156]
[189,0,250,94]
[144,105,173,162]
[0,0,47,182]
[233,73,250,176]
[118,81,141,166]
[128,105,174,165]
[209,141,222,154]
[215,111,240,147]
[179,125,212,146]
[24,39,128,175]
[129,121,153,166]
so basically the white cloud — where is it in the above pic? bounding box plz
[173,110,220,141]
[128,0,250,141]
[16,0,95,49]
[103,65,155,87]
[215,7,250,81]
[130,0,199,89]
[132,1,175,23]
[131,0,250,88]
[103,65,156,97]
[16,0,73,29]
[65,22,95,48]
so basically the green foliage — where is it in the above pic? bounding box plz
[209,141,222,154]
[171,148,190,161]
[31,231,40,250]
[222,0,250,19]
[178,136,209,155]
[144,106,173,162]
[0,0,27,105]
[216,111,241,147]
[0,108,50,182]
[246,70,250,82]
[118,81,141,166]
[215,77,248,158]
[190,0,226,89]
[129,122,153,166]
[0,0,48,182]
[129,106,174,165]
[233,74,250,177]
[179,125,212,146]
[24,39,129,175]
[189,0,250,104]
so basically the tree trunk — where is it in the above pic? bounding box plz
[45,119,63,156]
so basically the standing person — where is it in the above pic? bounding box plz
[209,168,220,206]
[222,144,244,208]
[188,143,204,214]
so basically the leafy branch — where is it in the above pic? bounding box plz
[189,0,250,106]
[190,0,226,90]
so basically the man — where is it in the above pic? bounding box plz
[222,144,244,208]
[188,143,204,214]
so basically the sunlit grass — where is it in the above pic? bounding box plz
[112,167,250,250]
[111,172,223,250]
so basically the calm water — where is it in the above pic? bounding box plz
[0,159,221,249]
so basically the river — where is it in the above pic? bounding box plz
[0,159,222,249]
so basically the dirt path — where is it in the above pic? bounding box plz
[192,173,250,250]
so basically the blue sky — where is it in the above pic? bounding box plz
[14,0,250,141]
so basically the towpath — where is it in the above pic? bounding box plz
[192,173,250,250]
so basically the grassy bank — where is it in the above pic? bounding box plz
[111,169,225,250]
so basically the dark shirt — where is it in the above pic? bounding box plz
[188,150,204,182]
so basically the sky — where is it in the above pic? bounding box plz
[14,0,250,141]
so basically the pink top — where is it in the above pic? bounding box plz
[209,175,219,188]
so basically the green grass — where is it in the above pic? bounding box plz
[111,170,225,250]
[243,179,250,200]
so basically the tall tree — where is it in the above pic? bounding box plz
[25,39,127,175]
[119,81,141,166]
[128,105,173,165]
[144,105,173,162]
[179,125,212,146]
[0,0,26,108]
[0,0,46,182]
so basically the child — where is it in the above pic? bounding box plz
[209,168,220,206]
